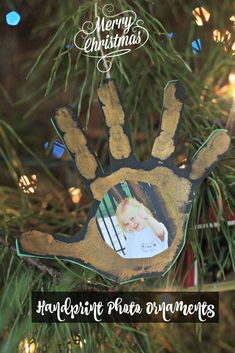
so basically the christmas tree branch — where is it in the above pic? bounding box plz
[0,236,60,277]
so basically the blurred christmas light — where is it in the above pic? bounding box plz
[51,140,65,158]
[230,15,235,24]
[177,155,187,169]
[192,38,202,54]
[73,334,86,346]
[44,139,65,158]
[228,73,235,98]
[79,339,87,348]
[192,7,210,26]
[19,175,37,194]
[68,187,82,204]
[18,338,36,353]
[73,335,81,345]
[229,73,235,85]
[68,336,86,352]
[6,11,21,26]
[213,29,231,43]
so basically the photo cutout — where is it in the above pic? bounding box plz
[96,180,176,260]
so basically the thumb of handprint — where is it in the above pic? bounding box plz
[18,80,230,283]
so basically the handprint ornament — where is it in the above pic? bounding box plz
[17,80,230,283]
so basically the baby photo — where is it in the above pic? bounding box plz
[96,181,169,259]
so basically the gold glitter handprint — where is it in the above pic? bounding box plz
[17,80,230,283]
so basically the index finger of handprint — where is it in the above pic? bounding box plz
[152,81,185,162]
[189,130,231,181]
[52,106,103,187]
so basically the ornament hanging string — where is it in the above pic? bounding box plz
[94,2,111,78]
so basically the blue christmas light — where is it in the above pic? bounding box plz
[192,39,202,54]
[52,140,65,158]
[6,11,21,26]
[44,140,65,158]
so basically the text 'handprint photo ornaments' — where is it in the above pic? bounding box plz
[17,80,231,283]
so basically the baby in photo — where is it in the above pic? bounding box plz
[116,198,168,259]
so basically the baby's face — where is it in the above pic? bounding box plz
[122,205,147,232]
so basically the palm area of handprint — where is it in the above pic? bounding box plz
[17,80,230,283]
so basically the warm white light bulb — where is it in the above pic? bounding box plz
[192,7,211,26]
[229,73,235,85]
[213,29,231,43]
[68,187,82,203]
[19,175,37,194]
[230,15,235,24]
[18,338,36,353]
